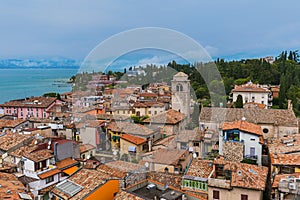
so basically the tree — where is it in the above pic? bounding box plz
[234,94,243,108]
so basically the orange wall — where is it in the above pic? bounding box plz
[85,179,119,200]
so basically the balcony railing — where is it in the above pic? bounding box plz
[244,155,258,160]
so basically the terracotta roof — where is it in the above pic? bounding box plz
[139,93,158,97]
[144,149,188,165]
[200,107,298,126]
[51,169,111,199]
[0,119,27,128]
[175,129,202,142]
[1,96,57,108]
[0,133,32,151]
[174,72,188,77]
[107,122,155,136]
[55,158,79,170]
[39,168,60,179]
[271,154,300,166]
[9,141,37,158]
[232,85,270,93]
[105,160,144,173]
[213,159,268,191]
[120,134,147,145]
[80,144,96,154]
[114,190,144,200]
[24,149,53,162]
[146,172,182,189]
[243,102,266,109]
[272,173,300,188]
[268,135,300,154]
[222,120,263,136]
[186,159,213,178]
[143,109,186,124]
[133,102,164,108]
[0,172,28,199]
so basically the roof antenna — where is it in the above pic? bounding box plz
[242,117,246,121]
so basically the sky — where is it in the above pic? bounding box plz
[1,0,300,62]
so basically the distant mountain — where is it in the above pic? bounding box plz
[0,58,81,68]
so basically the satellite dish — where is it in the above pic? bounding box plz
[193,153,197,158]
[113,150,117,156]
[48,140,52,145]
[47,145,51,150]
[34,140,38,145]
[242,117,246,121]
[145,162,149,168]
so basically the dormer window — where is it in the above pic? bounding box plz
[226,130,240,141]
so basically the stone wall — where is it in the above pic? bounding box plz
[222,141,244,163]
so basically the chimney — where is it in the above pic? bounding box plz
[288,100,293,110]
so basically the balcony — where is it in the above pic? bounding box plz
[244,155,258,160]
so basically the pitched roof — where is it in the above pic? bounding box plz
[38,168,61,179]
[1,96,57,108]
[51,169,112,199]
[120,134,147,145]
[55,158,79,170]
[0,119,27,128]
[272,173,300,188]
[23,149,53,162]
[185,159,213,178]
[271,154,300,166]
[107,122,155,136]
[0,133,32,151]
[200,107,298,126]
[80,144,96,153]
[214,159,268,191]
[0,172,28,199]
[144,149,188,165]
[222,120,263,136]
[268,135,300,154]
[143,109,186,124]
[232,85,270,93]
[114,190,144,200]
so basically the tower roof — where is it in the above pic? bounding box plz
[174,72,188,77]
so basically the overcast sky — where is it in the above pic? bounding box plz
[1,0,300,60]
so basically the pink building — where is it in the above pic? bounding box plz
[1,97,63,119]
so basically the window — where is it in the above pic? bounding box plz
[250,147,255,157]
[154,111,157,115]
[193,142,199,147]
[148,111,151,114]
[241,194,248,200]
[263,128,269,133]
[176,84,183,91]
[261,101,264,104]
[250,138,255,141]
[45,175,54,184]
[226,130,240,141]
[213,190,220,200]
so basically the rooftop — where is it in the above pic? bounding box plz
[23,149,53,162]
[113,190,144,200]
[0,133,32,151]
[55,158,79,170]
[268,135,300,154]
[185,159,213,179]
[0,119,27,128]
[143,109,186,124]
[0,172,28,199]
[222,120,263,136]
[212,158,268,191]
[200,107,298,126]
[52,168,111,199]
[120,134,147,145]
[271,154,300,166]
[1,96,57,108]
[80,144,96,154]
[107,122,155,136]
[144,149,188,166]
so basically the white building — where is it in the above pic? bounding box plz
[231,81,272,108]
[219,120,263,166]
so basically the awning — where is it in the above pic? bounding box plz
[63,166,78,175]
[128,146,136,152]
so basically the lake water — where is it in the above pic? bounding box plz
[0,68,78,103]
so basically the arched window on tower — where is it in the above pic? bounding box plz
[176,84,183,91]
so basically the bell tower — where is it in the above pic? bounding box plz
[171,72,190,118]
